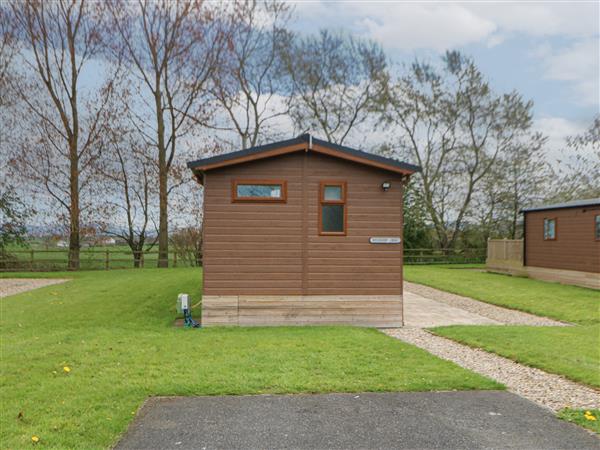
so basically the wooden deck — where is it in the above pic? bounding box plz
[202,295,403,327]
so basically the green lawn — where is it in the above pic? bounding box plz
[558,408,600,434]
[1,269,500,449]
[404,265,599,325]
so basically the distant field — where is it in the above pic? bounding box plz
[1,244,197,271]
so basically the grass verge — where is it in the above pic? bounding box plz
[558,408,600,434]
[432,325,600,388]
[1,269,500,449]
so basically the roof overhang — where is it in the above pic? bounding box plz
[520,198,600,214]
[188,135,420,184]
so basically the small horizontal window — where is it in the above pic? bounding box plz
[544,218,556,240]
[323,185,343,201]
[232,180,287,202]
[595,215,600,240]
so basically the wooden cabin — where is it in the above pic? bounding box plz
[521,198,600,288]
[187,134,420,327]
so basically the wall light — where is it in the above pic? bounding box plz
[381,181,391,191]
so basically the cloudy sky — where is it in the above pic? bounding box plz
[291,1,599,154]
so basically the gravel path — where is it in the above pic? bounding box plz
[385,328,600,412]
[0,278,70,298]
[405,282,568,326]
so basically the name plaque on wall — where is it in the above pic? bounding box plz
[369,237,401,244]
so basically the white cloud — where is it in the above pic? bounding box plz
[469,2,598,38]
[356,3,497,51]
[533,116,589,163]
[293,1,599,51]
[537,39,599,106]
[293,1,600,109]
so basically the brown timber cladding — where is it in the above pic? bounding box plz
[525,207,600,273]
[202,150,405,326]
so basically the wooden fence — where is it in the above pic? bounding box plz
[0,249,201,272]
[486,239,526,274]
[403,248,486,265]
[0,247,486,272]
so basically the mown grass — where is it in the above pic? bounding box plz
[432,325,600,388]
[1,269,500,449]
[404,264,599,325]
[558,408,600,434]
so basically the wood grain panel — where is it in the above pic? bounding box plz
[202,150,405,304]
[201,295,402,327]
[525,207,599,273]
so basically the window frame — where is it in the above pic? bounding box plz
[318,181,347,236]
[231,179,287,203]
[543,217,557,241]
[595,215,600,241]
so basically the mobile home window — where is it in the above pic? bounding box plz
[319,181,346,235]
[232,180,287,202]
[595,215,600,240]
[543,218,556,240]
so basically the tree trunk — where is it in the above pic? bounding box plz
[158,167,168,268]
[133,250,142,268]
[156,90,169,268]
[510,197,519,239]
[68,138,80,270]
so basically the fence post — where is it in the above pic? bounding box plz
[141,251,144,268]
[173,252,177,268]
[105,249,110,270]
[30,249,34,270]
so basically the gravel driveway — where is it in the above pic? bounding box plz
[385,328,600,412]
[0,278,70,298]
[404,281,567,326]
[388,282,597,412]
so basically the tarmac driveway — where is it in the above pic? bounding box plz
[116,391,599,450]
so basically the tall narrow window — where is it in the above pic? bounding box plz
[232,179,286,202]
[595,215,600,240]
[319,181,346,235]
[543,218,556,240]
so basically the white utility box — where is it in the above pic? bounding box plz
[177,293,190,314]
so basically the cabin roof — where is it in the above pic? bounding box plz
[521,198,600,213]
[187,134,421,177]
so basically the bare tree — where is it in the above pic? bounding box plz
[209,0,292,149]
[468,132,549,243]
[96,109,159,268]
[469,162,507,245]
[552,117,600,201]
[385,51,536,249]
[107,0,223,267]
[500,133,550,238]
[0,4,18,104]
[9,0,116,269]
[281,30,388,144]
[170,226,202,267]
